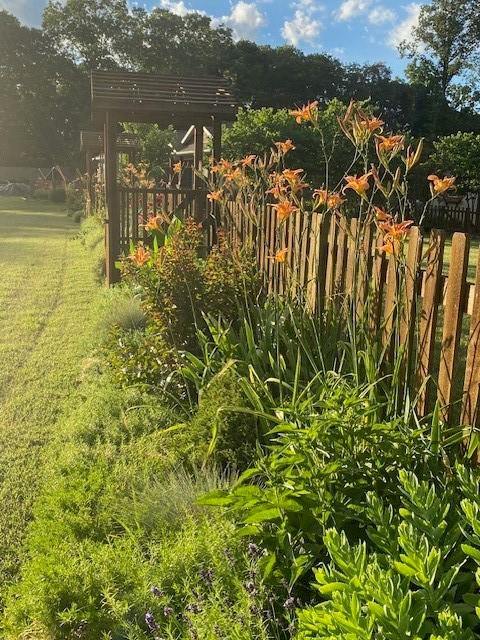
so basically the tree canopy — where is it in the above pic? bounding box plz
[429,132,480,192]
[400,0,480,110]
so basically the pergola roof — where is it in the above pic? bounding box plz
[90,71,239,127]
[80,130,141,154]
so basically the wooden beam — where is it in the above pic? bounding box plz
[85,152,93,216]
[104,113,121,285]
[193,123,205,223]
[212,118,222,163]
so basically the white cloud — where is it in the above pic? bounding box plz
[368,5,396,23]
[388,3,421,48]
[159,0,205,16]
[0,0,47,26]
[282,0,323,47]
[337,0,372,21]
[215,2,266,41]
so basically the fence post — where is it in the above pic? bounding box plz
[462,249,480,439]
[104,112,120,285]
[417,230,445,416]
[438,233,469,422]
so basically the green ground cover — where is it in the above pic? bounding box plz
[0,197,104,587]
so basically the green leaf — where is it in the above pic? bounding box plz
[461,544,480,564]
[244,505,281,523]
[197,490,232,507]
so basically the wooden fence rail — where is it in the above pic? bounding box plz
[221,201,480,429]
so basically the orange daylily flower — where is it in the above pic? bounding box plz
[373,206,392,223]
[225,168,244,182]
[173,161,182,174]
[267,183,287,200]
[343,172,372,198]
[282,168,304,181]
[240,154,257,167]
[380,238,396,254]
[314,190,345,209]
[427,174,456,195]
[211,159,233,175]
[272,200,299,221]
[379,219,414,254]
[275,139,296,154]
[359,117,384,133]
[281,168,309,192]
[129,245,151,266]
[327,192,346,209]
[314,189,328,205]
[268,248,289,263]
[207,190,224,202]
[376,134,405,154]
[144,215,163,232]
[290,101,319,124]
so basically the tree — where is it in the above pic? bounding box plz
[429,132,480,192]
[230,43,343,108]
[399,0,480,110]
[43,1,235,75]
[123,124,175,179]
[0,10,88,166]
[222,101,352,188]
[43,0,133,69]
[133,9,234,76]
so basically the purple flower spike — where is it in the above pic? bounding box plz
[145,611,158,632]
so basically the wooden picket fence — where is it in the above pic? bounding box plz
[220,200,480,429]
[118,186,207,252]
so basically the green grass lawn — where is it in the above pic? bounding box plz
[0,197,104,590]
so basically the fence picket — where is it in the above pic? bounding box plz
[438,233,470,421]
[325,215,338,305]
[370,231,387,333]
[345,218,358,294]
[334,217,348,295]
[462,248,480,430]
[417,230,446,415]
[306,213,322,313]
[399,227,422,388]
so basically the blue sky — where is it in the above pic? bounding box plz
[0,0,423,75]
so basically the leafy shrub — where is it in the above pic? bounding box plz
[65,184,85,213]
[296,467,480,639]
[122,218,205,350]
[222,102,353,187]
[167,369,258,468]
[429,131,480,193]
[203,231,260,320]
[122,218,260,353]
[104,322,178,389]
[201,376,438,602]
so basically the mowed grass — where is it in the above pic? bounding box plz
[0,197,104,591]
